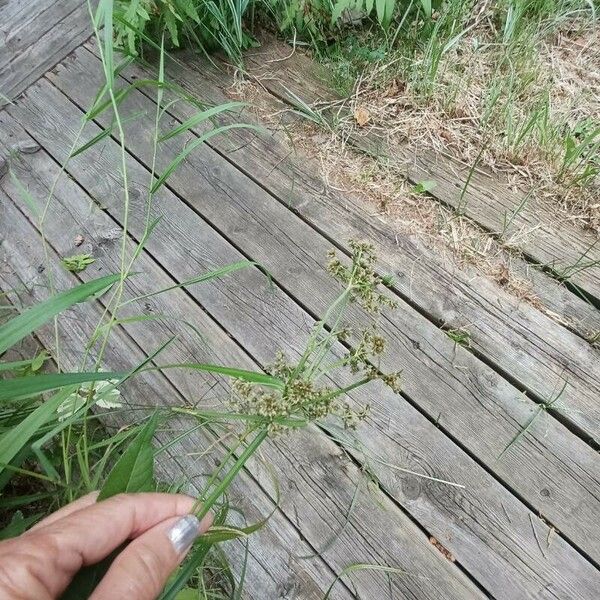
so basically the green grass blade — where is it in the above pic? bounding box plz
[0,371,125,403]
[324,563,415,599]
[71,111,146,157]
[0,359,39,372]
[0,274,120,355]
[151,363,284,388]
[158,102,246,142]
[98,411,159,500]
[151,124,262,193]
[0,387,74,477]
[9,170,40,216]
[124,260,260,304]
[159,539,213,600]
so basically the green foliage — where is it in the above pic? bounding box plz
[61,253,96,273]
[98,412,159,499]
[558,119,600,187]
[114,0,257,63]
[445,327,471,347]
[331,0,397,29]
[0,273,119,355]
[0,371,124,403]
[2,3,408,598]
[111,0,439,61]
[0,511,41,540]
[412,179,437,194]
[0,276,125,495]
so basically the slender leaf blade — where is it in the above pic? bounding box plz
[0,274,120,355]
[0,371,125,403]
[98,412,159,500]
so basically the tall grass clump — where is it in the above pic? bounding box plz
[112,0,437,62]
[1,0,405,596]
[114,0,257,63]
[318,0,599,226]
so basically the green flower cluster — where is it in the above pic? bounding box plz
[326,240,398,314]
[229,241,401,433]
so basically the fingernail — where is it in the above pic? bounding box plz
[168,514,201,554]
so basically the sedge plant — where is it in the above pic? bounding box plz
[2,0,405,597]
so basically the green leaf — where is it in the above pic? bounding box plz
[0,358,40,372]
[158,102,246,142]
[0,492,54,510]
[10,170,40,217]
[98,412,159,500]
[70,111,145,157]
[0,274,120,356]
[153,363,284,389]
[331,0,351,23]
[29,350,49,373]
[200,520,266,544]
[181,0,201,23]
[413,179,437,194]
[0,387,74,477]
[420,0,432,17]
[159,540,212,600]
[151,124,262,193]
[61,254,96,273]
[0,511,41,540]
[0,371,125,403]
[375,0,387,25]
[164,11,180,47]
[172,589,197,600]
[124,260,261,304]
[324,563,412,599]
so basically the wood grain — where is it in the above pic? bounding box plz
[0,144,483,599]
[3,71,599,596]
[52,47,600,446]
[80,44,600,447]
[242,40,600,304]
[0,0,90,105]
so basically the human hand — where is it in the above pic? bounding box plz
[0,492,212,600]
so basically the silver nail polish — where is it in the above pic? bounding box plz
[168,514,201,554]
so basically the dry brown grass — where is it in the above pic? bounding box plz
[342,21,599,231]
[224,72,546,312]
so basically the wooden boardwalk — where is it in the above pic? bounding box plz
[1,2,599,598]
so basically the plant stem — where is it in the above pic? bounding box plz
[194,427,268,520]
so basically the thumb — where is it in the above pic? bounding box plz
[90,513,212,600]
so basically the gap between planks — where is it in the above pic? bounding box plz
[2,71,600,598]
[24,58,600,563]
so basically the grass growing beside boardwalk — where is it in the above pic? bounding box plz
[110,0,599,232]
[316,0,599,230]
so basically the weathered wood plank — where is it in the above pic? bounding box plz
[0,152,485,599]
[0,0,45,24]
[5,77,600,596]
[83,40,600,344]
[1,271,347,600]
[242,40,600,303]
[0,229,356,600]
[46,49,600,445]
[82,44,600,447]
[0,0,90,104]
[30,57,593,556]
[0,0,79,71]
